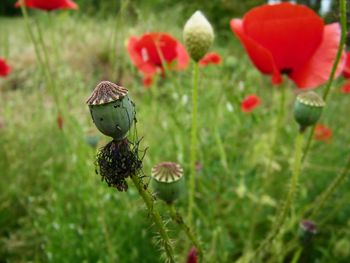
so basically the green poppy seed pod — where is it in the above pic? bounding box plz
[294,91,325,130]
[183,11,214,62]
[86,81,135,141]
[151,162,185,204]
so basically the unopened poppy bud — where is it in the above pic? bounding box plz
[151,162,185,204]
[294,91,325,130]
[86,81,135,141]
[298,220,317,245]
[183,11,214,62]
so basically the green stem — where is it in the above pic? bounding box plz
[253,130,305,258]
[188,62,199,225]
[302,0,347,162]
[309,157,350,218]
[168,204,203,260]
[19,2,61,115]
[34,17,61,112]
[245,87,286,249]
[130,175,175,263]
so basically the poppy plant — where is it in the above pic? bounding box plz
[314,124,332,142]
[15,0,78,11]
[241,94,261,113]
[127,32,189,87]
[230,3,345,89]
[199,52,221,67]
[0,58,11,77]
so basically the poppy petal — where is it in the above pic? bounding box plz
[199,52,221,66]
[127,36,158,76]
[0,58,11,77]
[289,23,345,89]
[230,19,281,84]
[15,0,78,11]
[242,3,323,71]
[343,52,350,78]
[175,42,190,70]
[341,81,350,93]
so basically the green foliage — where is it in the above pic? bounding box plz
[1,3,350,262]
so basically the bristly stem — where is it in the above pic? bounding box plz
[188,62,199,225]
[302,0,347,162]
[168,204,203,260]
[130,174,175,263]
[308,156,350,219]
[253,130,305,258]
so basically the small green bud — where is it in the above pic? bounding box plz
[151,162,185,204]
[294,91,325,130]
[183,11,214,62]
[86,81,135,141]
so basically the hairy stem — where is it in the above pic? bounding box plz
[302,0,347,162]
[253,131,305,258]
[168,204,203,259]
[188,62,199,224]
[130,175,175,263]
[309,157,350,218]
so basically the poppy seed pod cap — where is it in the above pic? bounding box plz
[294,91,325,129]
[86,81,135,141]
[151,162,185,204]
[183,11,214,62]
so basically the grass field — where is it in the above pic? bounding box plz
[1,4,350,263]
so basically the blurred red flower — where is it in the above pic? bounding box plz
[127,32,189,87]
[15,0,78,11]
[57,114,63,130]
[230,3,345,89]
[0,58,11,77]
[241,94,261,113]
[314,124,332,142]
[343,52,350,78]
[341,81,350,93]
[186,247,198,263]
[199,52,221,67]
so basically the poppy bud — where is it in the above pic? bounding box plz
[86,81,135,141]
[298,220,317,245]
[183,11,214,62]
[294,91,325,130]
[151,162,185,204]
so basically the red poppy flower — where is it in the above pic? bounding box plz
[186,247,198,263]
[343,52,350,78]
[241,94,261,113]
[127,32,189,87]
[341,80,350,93]
[0,58,11,77]
[314,124,332,142]
[15,0,78,11]
[230,3,345,89]
[142,76,153,88]
[199,52,222,67]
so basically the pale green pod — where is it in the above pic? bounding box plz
[151,162,185,204]
[86,81,135,141]
[294,91,325,129]
[183,11,214,62]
